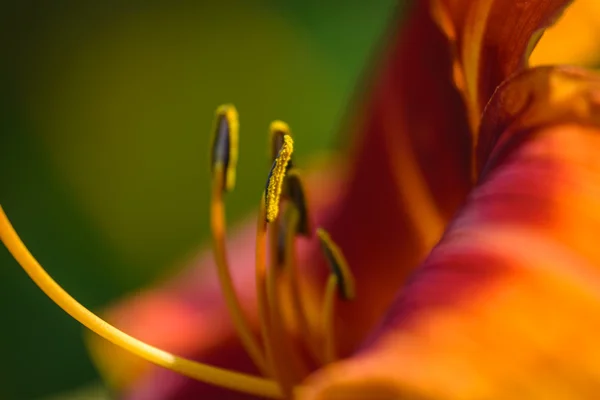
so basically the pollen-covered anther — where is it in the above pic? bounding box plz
[210,104,239,192]
[265,134,294,222]
[316,228,355,301]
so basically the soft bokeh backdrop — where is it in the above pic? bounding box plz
[0,1,397,399]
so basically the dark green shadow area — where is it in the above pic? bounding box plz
[0,79,130,399]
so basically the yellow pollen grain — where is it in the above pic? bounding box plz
[266,135,293,222]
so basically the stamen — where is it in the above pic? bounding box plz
[265,135,294,223]
[322,274,339,364]
[211,164,269,375]
[0,206,288,399]
[266,202,290,379]
[262,133,308,394]
[283,207,322,364]
[266,221,304,395]
[3,103,358,398]
[283,169,311,237]
[316,228,355,301]
[316,228,355,364]
[267,208,310,389]
[209,105,269,374]
[269,121,294,268]
[255,195,288,394]
[2,104,342,399]
[210,104,239,192]
[268,124,314,375]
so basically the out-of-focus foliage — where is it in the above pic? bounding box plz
[0,1,396,399]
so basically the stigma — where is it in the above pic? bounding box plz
[0,104,356,399]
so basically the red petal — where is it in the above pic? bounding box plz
[317,0,471,354]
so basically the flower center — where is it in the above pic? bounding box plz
[0,104,355,399]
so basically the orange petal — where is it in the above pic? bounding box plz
[431,0,572,134]
[530,0,600,67]
[477,66,600,175]
[302,121,600,399]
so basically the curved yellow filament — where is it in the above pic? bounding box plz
[285,208,322,364]
[211,166,269,375]
[322,274,339,364]
[316,228,355,301]
[255,196,282,390]
[268,210,310,391]
[0,205,284,399]
[266,222,296,397]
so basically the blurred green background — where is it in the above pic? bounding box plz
[0,1,397,399]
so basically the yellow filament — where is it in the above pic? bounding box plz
[266,135,294,222]
[210,104,239,191]
[267,210,290,381]
[316,229,355,364]
[316,228,355,301]
[285,208,322,364]
[266,222,297,397]
[284,169,311,236]
[268,210,310,389]
[322,274,339,364]
[0,205,285,399]
[211,166,269,375]
[255,196,283,390]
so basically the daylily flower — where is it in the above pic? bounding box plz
[3,0,600,399]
